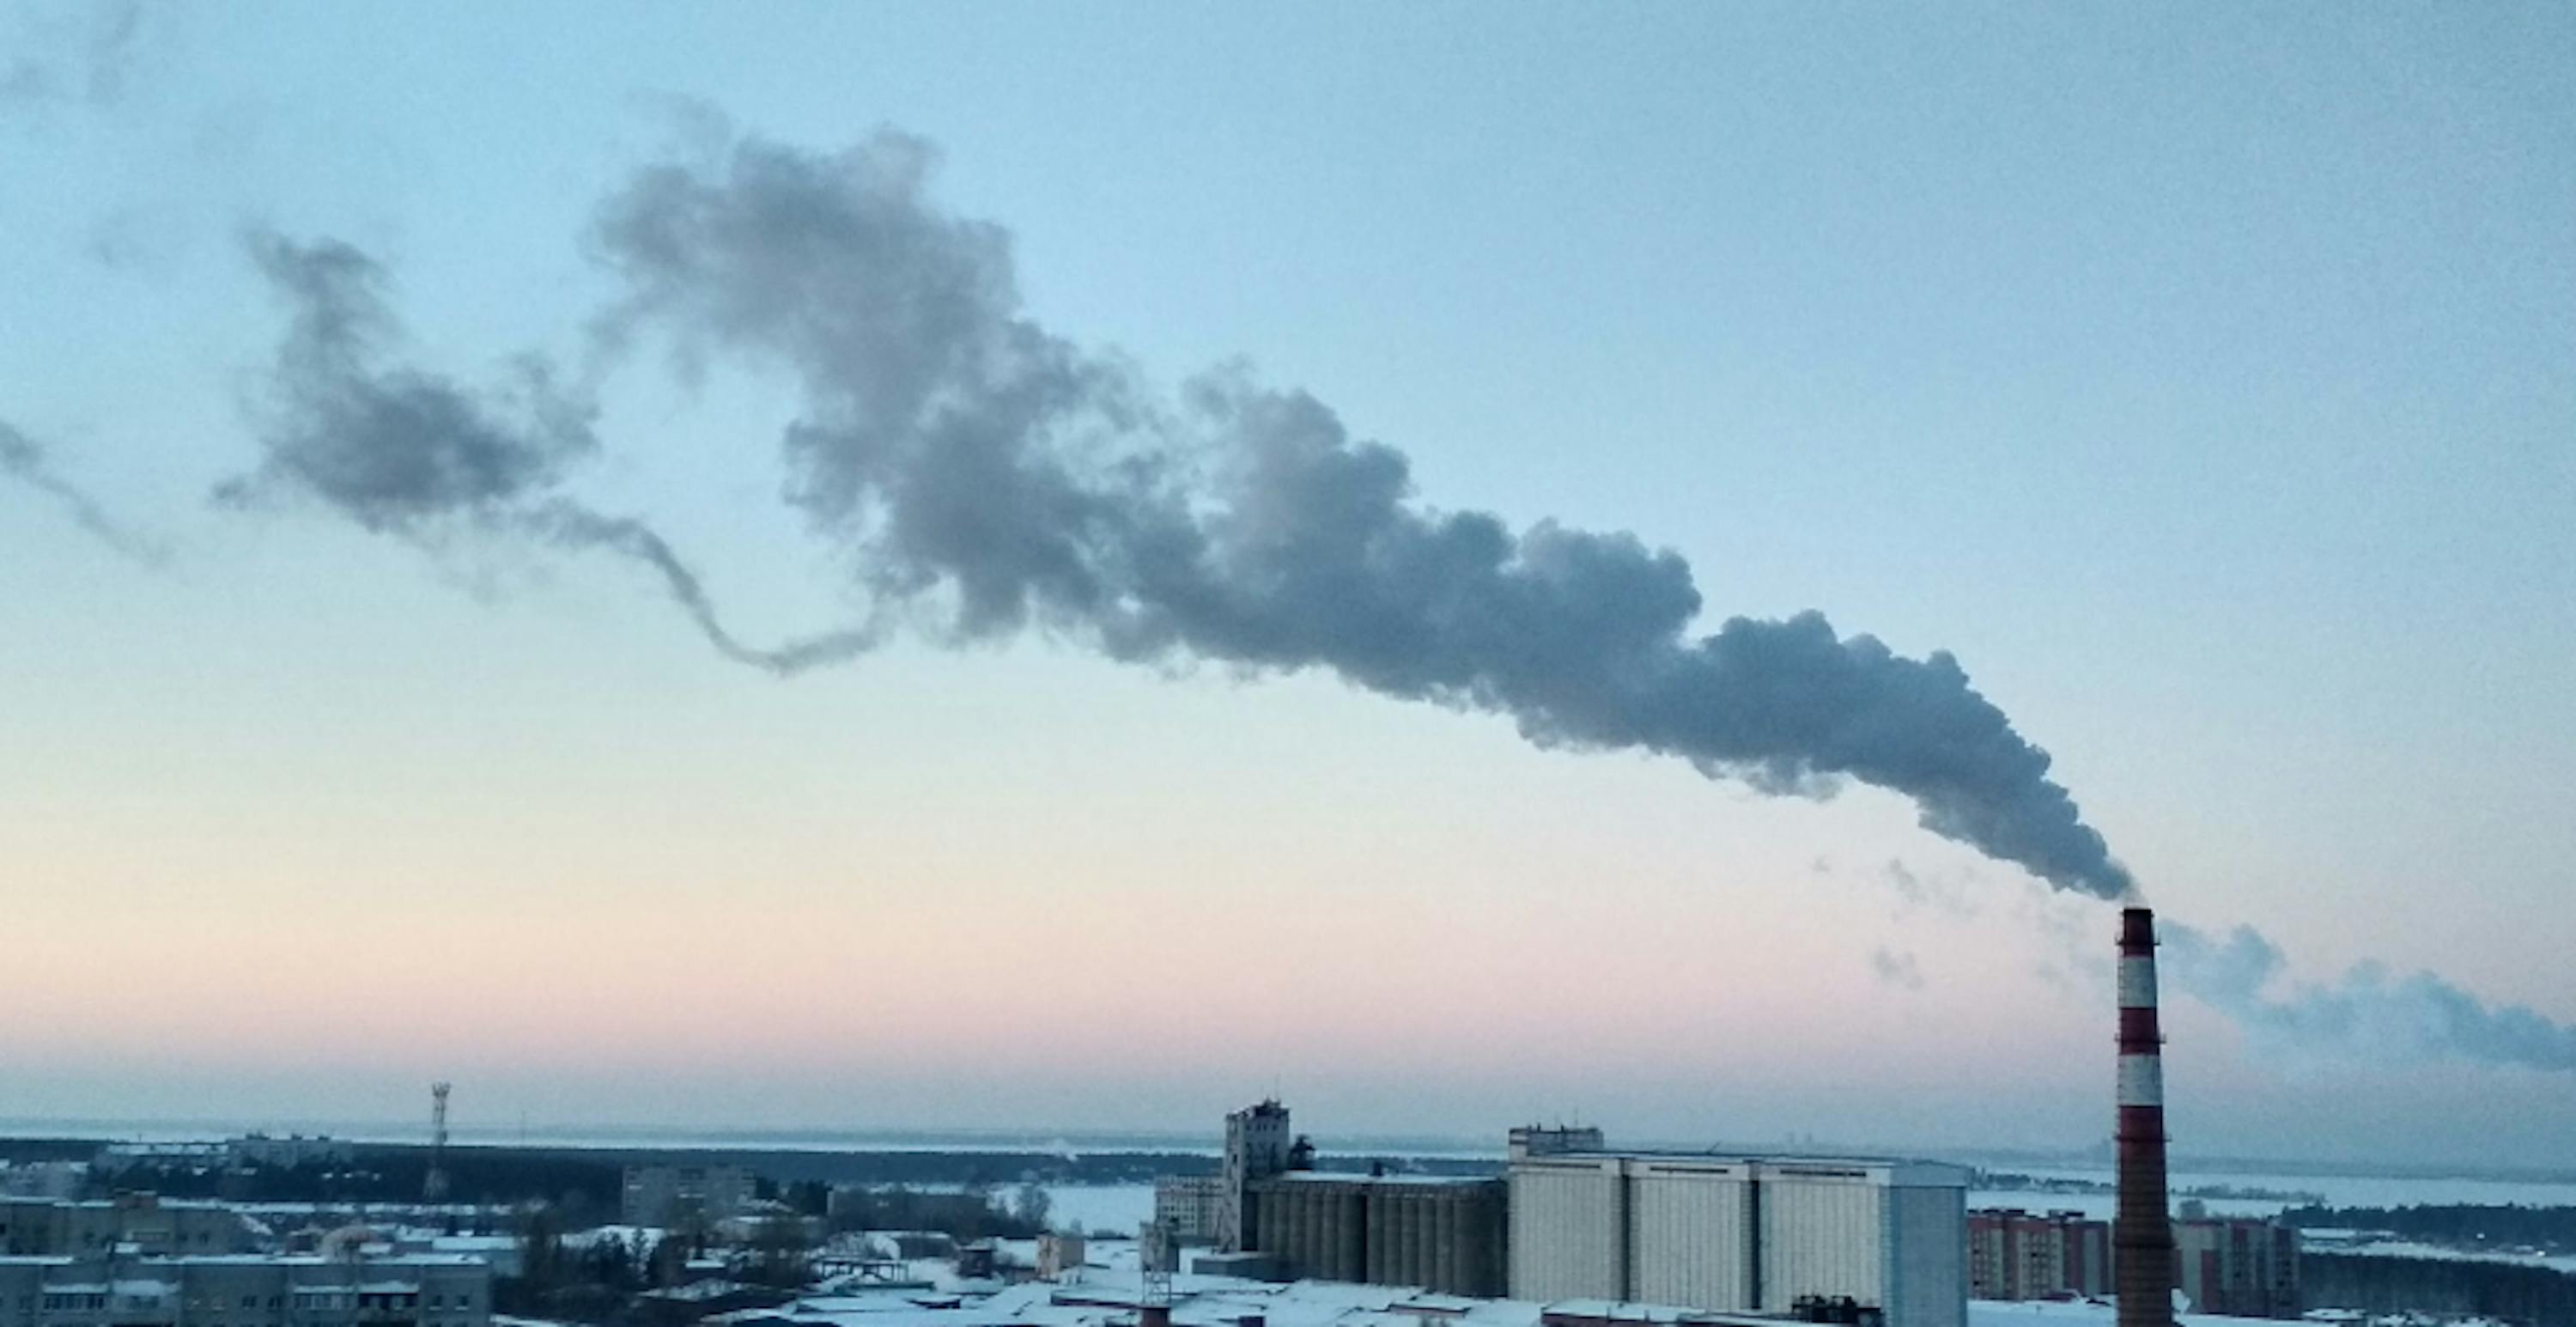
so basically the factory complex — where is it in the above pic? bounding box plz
[1134,910,2254,1327]
[684,1255,2280,1327]
[1155,1112,1972,1327]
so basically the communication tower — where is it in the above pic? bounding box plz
[423,1081,452,1203]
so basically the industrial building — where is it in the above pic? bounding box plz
[1246,1172,1508,1297]
[0,1254,489,1327]
[1968,1210,2110,1301]
[1505,1128,1969,1327]
[1151,1099,1505,1296]
[1216,1100,1291,1253]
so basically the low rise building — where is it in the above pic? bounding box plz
[0,1254,489,1327]
[1036,1234,1086,1281]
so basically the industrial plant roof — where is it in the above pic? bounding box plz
[649,1263,2291,1327]
[1265,1171,1501,1186]
[1520,1151,1970,1184]
[0,1254,483,1269]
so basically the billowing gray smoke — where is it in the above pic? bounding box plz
[222,232,871,673]
[2,419,164,564]
[2164,923,2576,1074]
[586,127,2134,898]
[233,126,2131,899]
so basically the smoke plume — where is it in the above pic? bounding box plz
[221,232,871,673]
[1,419,166,564]
[577,126,2134,898]
[1869,947,1928,992]
[180,122,2576,1075]
[229,126,2131,898]
[2164,922,2576,1074]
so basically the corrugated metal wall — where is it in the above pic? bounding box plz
[1886,1181,1967,1327]
[1759,1167,1888,1314]
[1627,1162,1757,1311]
[1507,1160,1627,1300]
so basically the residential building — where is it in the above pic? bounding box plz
[0,1168,85,1202]
[1967,1210,2110,1300]
[0,1255,489,1327]
[622,1166,755,1227]
[223,1139,354,1172]
[0,1197,261,1257]
[1151,1177,1224,1245]
[2173,1217,2298,1318]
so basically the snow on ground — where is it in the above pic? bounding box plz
[1972,1298,2252,1327]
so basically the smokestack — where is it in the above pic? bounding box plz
[2116,907,2175,1327]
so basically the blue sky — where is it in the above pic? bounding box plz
[2,2,2571,1166]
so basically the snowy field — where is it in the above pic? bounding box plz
[1038,1184,1158,1235]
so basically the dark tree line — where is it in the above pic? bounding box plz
[2281,1205,2576,1251]
[2305,1252,2576,1327]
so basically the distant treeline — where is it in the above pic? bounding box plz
[3,1136,1495,1213]
[2281,1204,2576,1251]
[2305,1251,2576,1327]
[1973,1171,2321,1204]
[0,1138,108,1165]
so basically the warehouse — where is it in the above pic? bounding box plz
[1248,1172,1508,1297]
[1505,1129,1967,1327]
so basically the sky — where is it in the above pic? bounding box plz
[2,2,2572,1169]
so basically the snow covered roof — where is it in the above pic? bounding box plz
[1265,1173,1499,1188]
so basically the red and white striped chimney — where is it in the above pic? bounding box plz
[2116,906,2176,1327]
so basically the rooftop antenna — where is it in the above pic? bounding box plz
[423,1081,452,1203]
